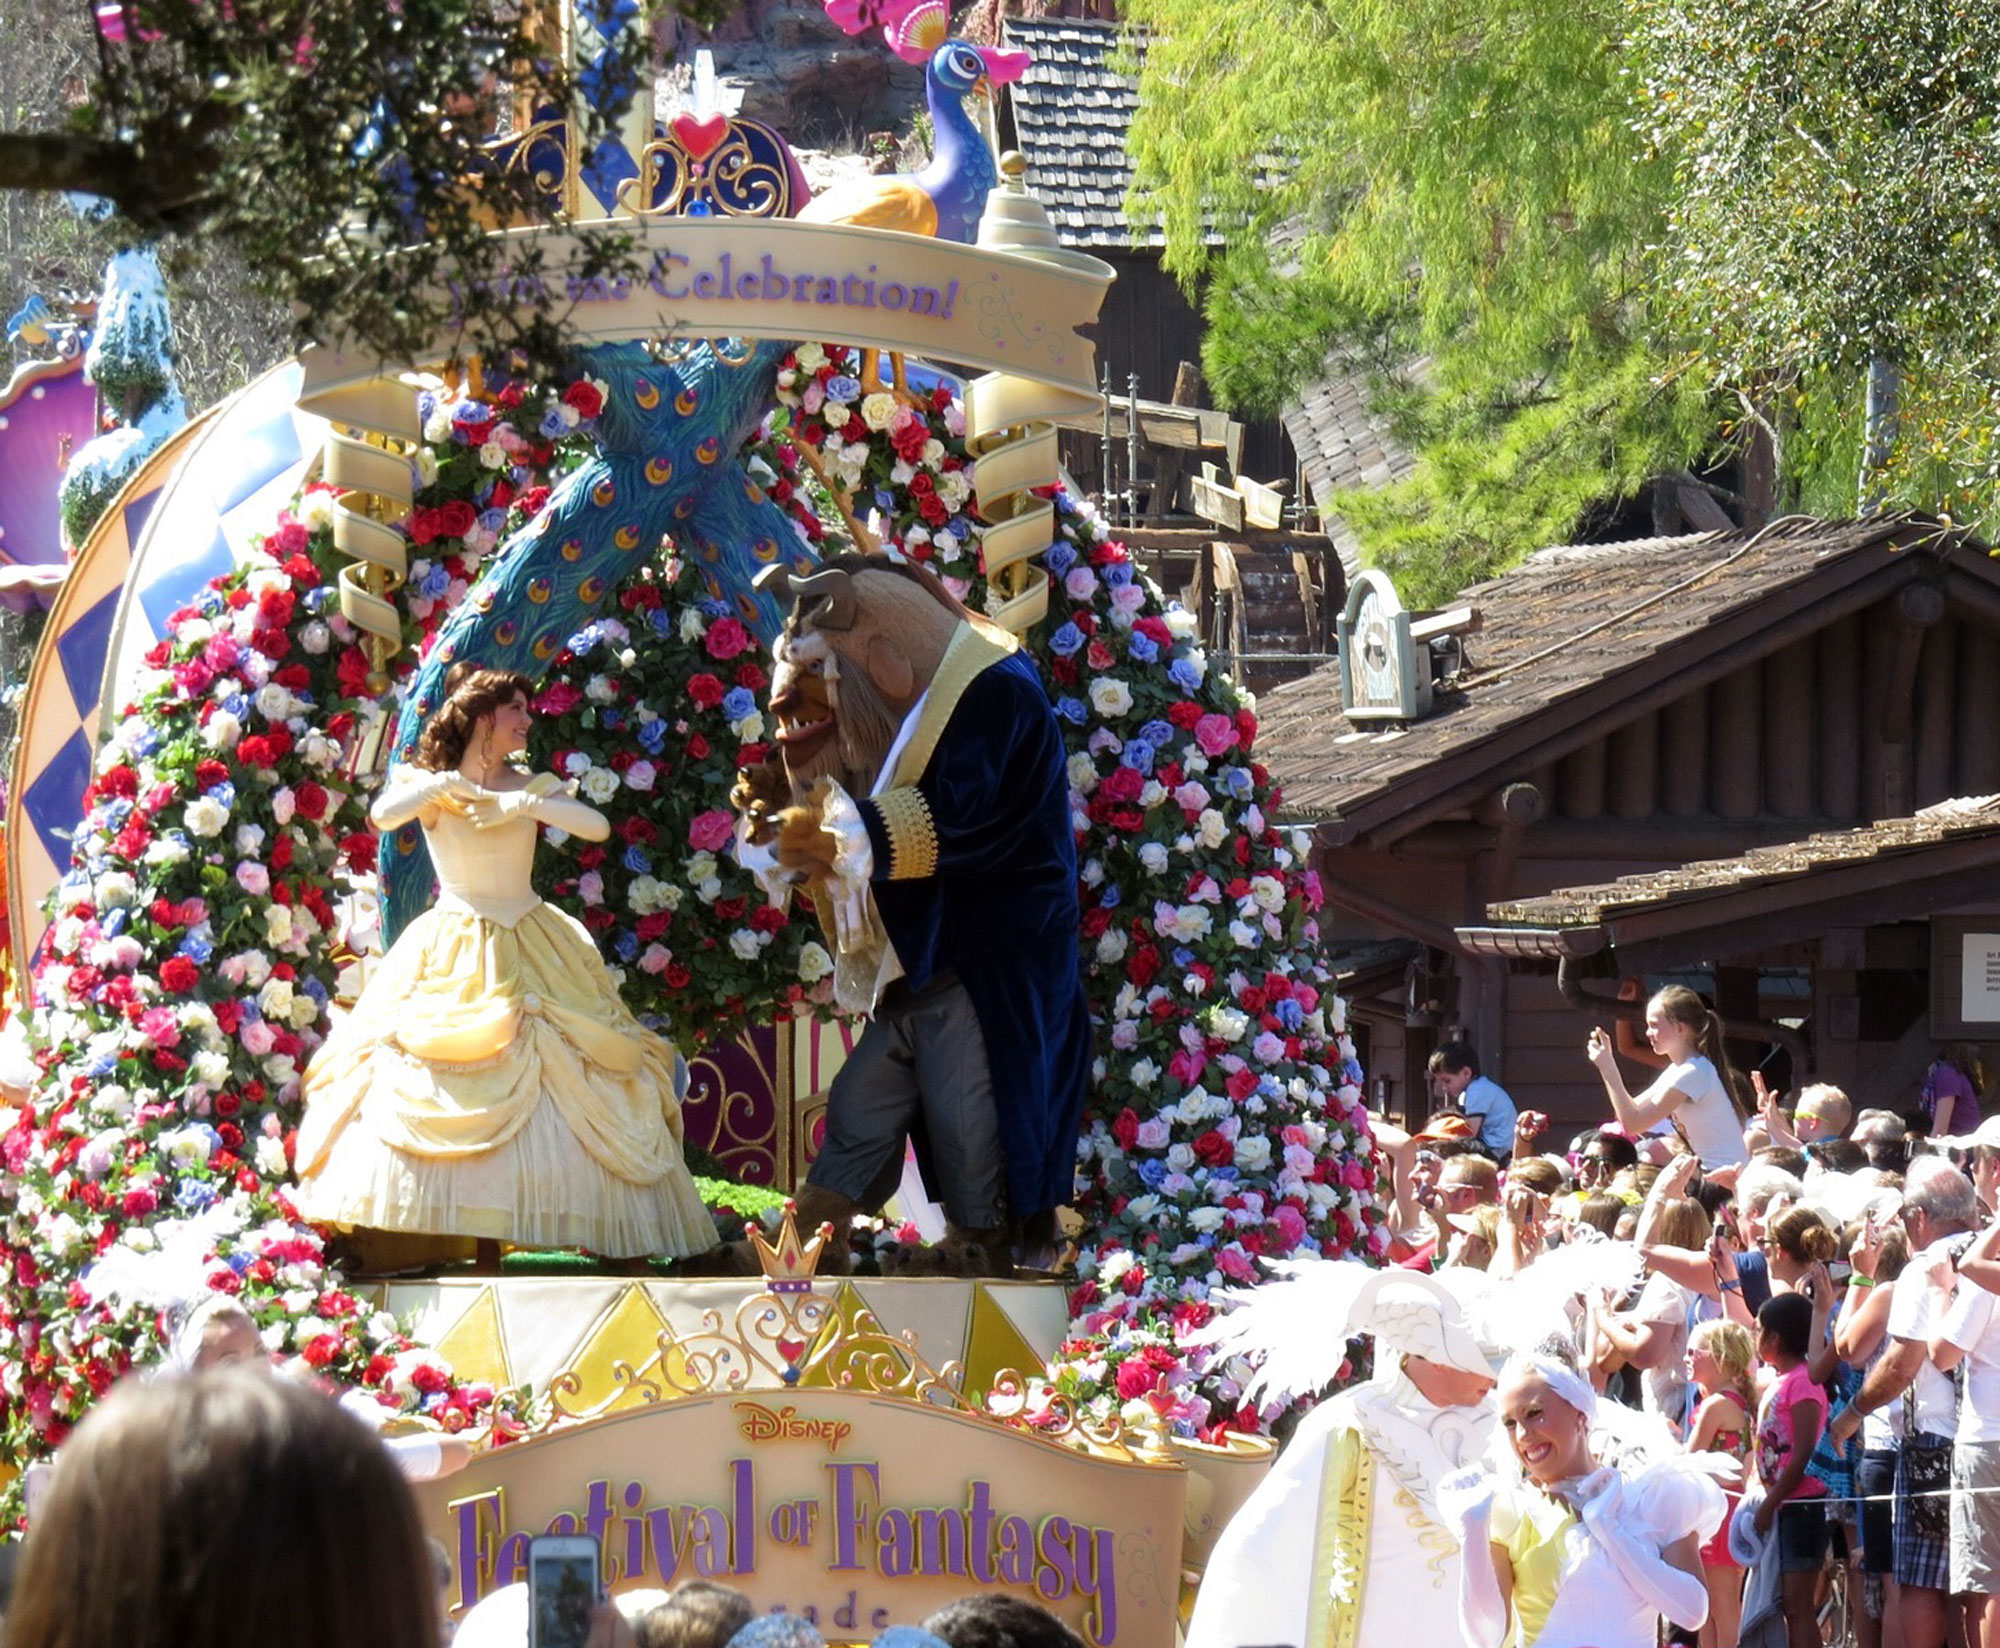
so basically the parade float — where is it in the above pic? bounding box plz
[0,0,1379,1634]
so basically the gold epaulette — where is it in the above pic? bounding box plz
[873,785,939,880]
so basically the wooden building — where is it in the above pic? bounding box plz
[993,17,1291,487]
[1258,516,2000,1134]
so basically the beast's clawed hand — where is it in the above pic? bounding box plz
[772,789,841,883]
[731,754,791,844]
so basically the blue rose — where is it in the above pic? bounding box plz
[177,934,214,964]
[1137,1158,1168,1188]
[648,607,673,636]
[622,844,653,875]
[637,718,667,754]
[614,928,640,963]
[1139,719,1174,748]
[1169,657,1203,694]
[699,596,731,619]
[1045,541,1079,576]
[827,375,863,401]
[197,588,225,616]
[1100,883,1121,909]
[1276,998,1304,1031]
[205,780,236,809]
[1049,622,1085,657]
[1055,697,1088,726]
[722,686,756,721]
[874,488,896,514]
[1127,633,1159,664]
[1120,741,1153,775]
[1223,766,1256,799]
[1104,562,1134,588]
[479,507,508,534]
[418,563,451,600]
[103,908,128,939]
[539,408,569,439]
[176,1181,219,1213]
[1171,946,1193,967]
[303,976,330,1005]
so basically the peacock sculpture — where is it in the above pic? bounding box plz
[799,0,1029,246]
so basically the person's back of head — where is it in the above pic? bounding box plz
[1757,1290,1815,1363]
[1794,1083,1852,1138]
[1735,1163,1804,1221]
[1508,1156,1565,1197]
[1575,1194,1623,1235]
[637,1582,756,1648]
[1752,1144,1809,1180]
[923,1593,1088,1648]
[8,1368,438,1648]
[1806,1138,1868,1175]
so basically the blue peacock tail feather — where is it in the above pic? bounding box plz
[380,337,816,940]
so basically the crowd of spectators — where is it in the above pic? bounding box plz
[1378,995,2000,1648]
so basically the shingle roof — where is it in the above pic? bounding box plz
[1481,795,2000,932]
[1280,360,1418,573]
[1259,515,1980,840]
[1000,18,1158,249]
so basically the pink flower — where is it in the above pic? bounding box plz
[138,1007,181,1049]
[1271,1205,1308,1252]
[1193,713,1239,758]
[535,682,584,715]
[688,809,735,852]
[1216,1246,1258,1284]
[704,618,753,661]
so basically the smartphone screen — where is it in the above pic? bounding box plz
[528,1535,601,1648]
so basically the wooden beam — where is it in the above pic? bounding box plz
[1711,661,1763,819]
[1120,525,1340,553]
[1762,637,1815,819]
[1558,740,1608,821]
[1818,612,1861,820]
[1191,465,1245,532]
[1610,709,1661,820]
[1661,688,1708,818]
[1916,612,1957,806]
[1960,615,2000,794]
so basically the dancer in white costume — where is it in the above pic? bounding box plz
[1444,1354,1729,1648]
[1186,1265,1500,1648]
[296,666,714,1259]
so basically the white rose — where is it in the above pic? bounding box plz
[1165,607,1197,639]
[203,711,243,751]
[687,853,718,885]
[1250,875,1286,913]
[585,674,617,703]
[1197,808,1230,849]
[795,343,828,372]
[860,392,899,431]
[254,683,298,721]
[580,768,620,803]
[478,440,507,469]
[1138,842,1169,875]
[414,448,440,485]
[1088,679,1134,718]
[295,490,336,531]
[1130,1058,1158,1088]
[798,942,833,984]
[184,796,230,838]
[1067,753,1098,794]
[263,906,294,946]
[1095,929,1128,964]
[143,836,192,867]
[624,759,657,792]
[255,1136,290,1177]
[299,621,331,655]
[729,930,761,960]
[679,609,706,643]
[95,872,137,909]
[823,402,850,429]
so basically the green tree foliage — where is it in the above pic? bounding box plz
[1121,0,1717,603]
[1627,0,2000,526]
[0,0,723,379]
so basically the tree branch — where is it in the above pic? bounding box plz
[0,128,216,230]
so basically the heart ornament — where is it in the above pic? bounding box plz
[672,112,730,163]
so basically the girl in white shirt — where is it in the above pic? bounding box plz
[1586,986,1748,1171]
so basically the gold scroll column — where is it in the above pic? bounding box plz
[965,152,1110,638]
[304,379,424,695]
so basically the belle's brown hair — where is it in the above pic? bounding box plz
[412,663,533,773]
[1651,984,1749,1122]
[8,1369,440,1648]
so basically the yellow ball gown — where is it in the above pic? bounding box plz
[295,770,715,1258]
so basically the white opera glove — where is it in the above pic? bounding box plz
[1437,1468,1510,1648]
[370,765,474,830]
[463,783,611,842]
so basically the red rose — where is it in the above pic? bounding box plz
[157,957,200,994]
[749,904,787,934]
[1194,1129,1235,1168]
[1111,1107,1140,1150]
[687,673,726,709]
[1167,701,1204,729]
[562,380,605,419]
[520,486,551,518]
[437,499,479,539]
[704,618,753,661]
[293,782,329,822]
[1114,1360,1157,1401]
[1099,766,1144,804]
[407,508,441,547]
[665,963,692,989]
[339,832,377,872]
[687,733,711,760]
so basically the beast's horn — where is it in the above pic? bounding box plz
[752,564,794,603]
[788,566,857,631]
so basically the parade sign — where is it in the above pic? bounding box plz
[300,216,1114,419]
[416,1388,1186,1648]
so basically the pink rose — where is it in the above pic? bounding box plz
[535,682,584,715]
[138,1007,181,1050]
[704,618,753,661]
[1271,1204,1309,1252]
[688,809,736,852]
[1193,713,1239,758]
[1216,1245,1258,1284]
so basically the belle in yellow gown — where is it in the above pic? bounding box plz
[296,667,715,1259]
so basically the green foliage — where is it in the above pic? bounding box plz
[1,0,724,382]
[1121,0,1716,593]
[1627,0,2000,523]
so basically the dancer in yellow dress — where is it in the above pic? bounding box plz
[296,666,715,1259]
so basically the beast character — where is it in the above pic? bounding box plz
[735,555,1090,1270]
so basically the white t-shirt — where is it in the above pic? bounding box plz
[1645,1055,1745,1169]
[1634,1271,1709,1429]
[1887,1239,1964,1438]
[1940,1276,2000,1445]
